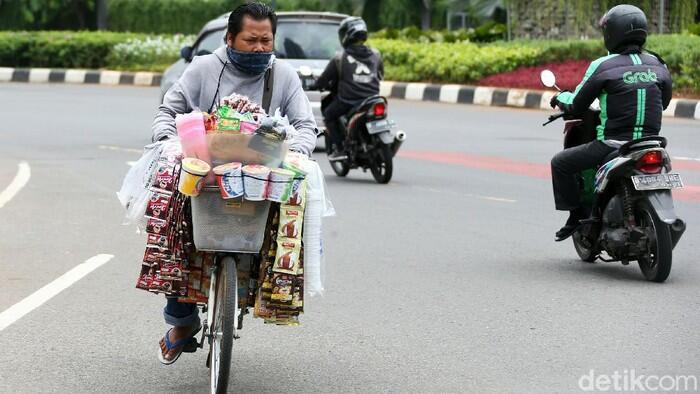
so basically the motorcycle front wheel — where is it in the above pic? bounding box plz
[325,132,350,177]
[635,200,673,282]
[369,144,393,184]
[210,256,238,394]
[329,158,350,177]
[572,229,597,263]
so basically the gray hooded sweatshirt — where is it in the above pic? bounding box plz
[152,46,317,155]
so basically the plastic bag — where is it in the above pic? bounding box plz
[301,160,335,296]
[116,138,181,230]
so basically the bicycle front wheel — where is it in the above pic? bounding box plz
[210,256,238,394]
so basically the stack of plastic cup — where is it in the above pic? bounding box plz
[302,162,324,296]
[175,112,210,164]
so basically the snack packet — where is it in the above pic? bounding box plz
[273,239,302,275]
[270,273,294,304]
[278,206,304,240]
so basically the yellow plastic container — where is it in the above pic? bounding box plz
[178,158,211,197]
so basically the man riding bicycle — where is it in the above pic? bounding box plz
[151,2,316,364]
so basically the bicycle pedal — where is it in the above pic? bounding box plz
[183,341,199,353]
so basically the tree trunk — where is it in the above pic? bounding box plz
[421,0,431,30]
[96,0,108,30]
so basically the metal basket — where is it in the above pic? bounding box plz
[191,187,271,253]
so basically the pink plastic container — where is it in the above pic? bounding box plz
[176,112,210,163]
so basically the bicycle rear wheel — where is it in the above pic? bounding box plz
[210,256,238,394]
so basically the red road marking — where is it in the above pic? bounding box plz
[673,160,700,172]
[398,150,700,203]
[398,150,551,179]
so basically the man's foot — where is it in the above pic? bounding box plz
[158,325,200,364]
[328,150,348,161]
[555,208,587,242]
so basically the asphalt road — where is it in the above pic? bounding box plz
[0,83,699,393]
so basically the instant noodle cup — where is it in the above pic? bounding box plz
[242,165,270,201]
[178,158,210,197]
[267,168,294,203]
[213,162,244,199]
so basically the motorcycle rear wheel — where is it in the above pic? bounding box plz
[635,200,673,283]
[369,144,393,184]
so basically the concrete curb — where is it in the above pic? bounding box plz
[380,81,700,121]
[1,66,698,120]
[0,67,161,87]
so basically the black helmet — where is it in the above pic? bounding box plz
[338,16,368,48]
[599,4,648,53]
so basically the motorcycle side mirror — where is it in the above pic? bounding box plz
[540,69,558,89]
[180,45,193,61]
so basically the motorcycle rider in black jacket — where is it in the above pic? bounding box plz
[311,16,384,160]
[550,4,672,241]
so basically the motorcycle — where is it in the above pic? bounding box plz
[301,67,406,184]
[541,70,686,282]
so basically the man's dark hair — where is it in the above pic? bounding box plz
[228,2,277,37]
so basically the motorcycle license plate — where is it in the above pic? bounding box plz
[631,173,684,190]
[366,119,393,135]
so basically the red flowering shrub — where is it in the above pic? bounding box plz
[477,60,589,91]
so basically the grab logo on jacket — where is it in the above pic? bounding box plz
[347,55,374,83]
[623,69,658,84]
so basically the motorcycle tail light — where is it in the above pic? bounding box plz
[370,102,386,117]
[637,151,664,174]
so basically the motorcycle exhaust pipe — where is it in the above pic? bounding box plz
[670,219,686,249]
[391,130,406,156]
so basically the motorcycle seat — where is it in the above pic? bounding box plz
[603,150,620,164]
[601,136,667,164]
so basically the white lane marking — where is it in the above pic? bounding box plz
[0,161,30,209]
[98,145,143,154]
[0,254,114,331]
[412,185,517,203]
[674,156,700,162]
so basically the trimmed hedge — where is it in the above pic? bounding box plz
[0,31,144,69]
[369,34,700,92]
[107,0,238,34]
[0,30,698,93]
[0,31,193,72]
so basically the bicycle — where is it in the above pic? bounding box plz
[190,133,286,394]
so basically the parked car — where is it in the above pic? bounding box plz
[160,11,348,133]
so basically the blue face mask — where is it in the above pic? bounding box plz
[226,47,273,75]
